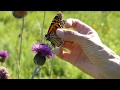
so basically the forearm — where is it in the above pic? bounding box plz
[95,45,120,79]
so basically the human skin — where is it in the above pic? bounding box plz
[56,18,120,79]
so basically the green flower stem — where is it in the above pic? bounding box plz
[31,65,40,79]
[18,17,24,79]
[41,11,46,42]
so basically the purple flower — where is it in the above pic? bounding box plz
[32,43,53,66]
[0,50,9,63]
[0,66,9,79]
[32,43,53,58]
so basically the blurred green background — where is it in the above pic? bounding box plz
[0,11,120,79]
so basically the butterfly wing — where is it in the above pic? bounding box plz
[45,13,65,47]
[47,13,63,34]
[48,32,64,47]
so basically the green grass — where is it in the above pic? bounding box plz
[0,11,120,79]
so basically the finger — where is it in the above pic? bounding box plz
[64,18,101,42]
[65,18,95,34]
[56,46,72,62]
[56,28,88,46]
[62,41,73,48]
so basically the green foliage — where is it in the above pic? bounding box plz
[0,11,120,79]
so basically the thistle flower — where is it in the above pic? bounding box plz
[0,66,9,79]
[0,50,9,63]
[32,43,53,66]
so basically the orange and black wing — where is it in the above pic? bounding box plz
[47,13,63,35]
[45,13,66,47]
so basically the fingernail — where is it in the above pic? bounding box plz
[56,28,64,38]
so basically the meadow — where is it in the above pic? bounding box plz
[0,11,120,79]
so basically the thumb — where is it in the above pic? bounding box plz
[56,28,88,45]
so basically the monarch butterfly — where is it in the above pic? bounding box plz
[12,11,27,18]
[45,13,66,47]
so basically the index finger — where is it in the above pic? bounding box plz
[65,18,95,34]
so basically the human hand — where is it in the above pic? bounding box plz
[56,18,120,79]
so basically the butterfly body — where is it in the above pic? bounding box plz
[45,13,66,47]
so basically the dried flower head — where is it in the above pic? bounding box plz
[32,43,53,66]
[12,11,27,18]
[0,66,9,79]
[0,50,9,63]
